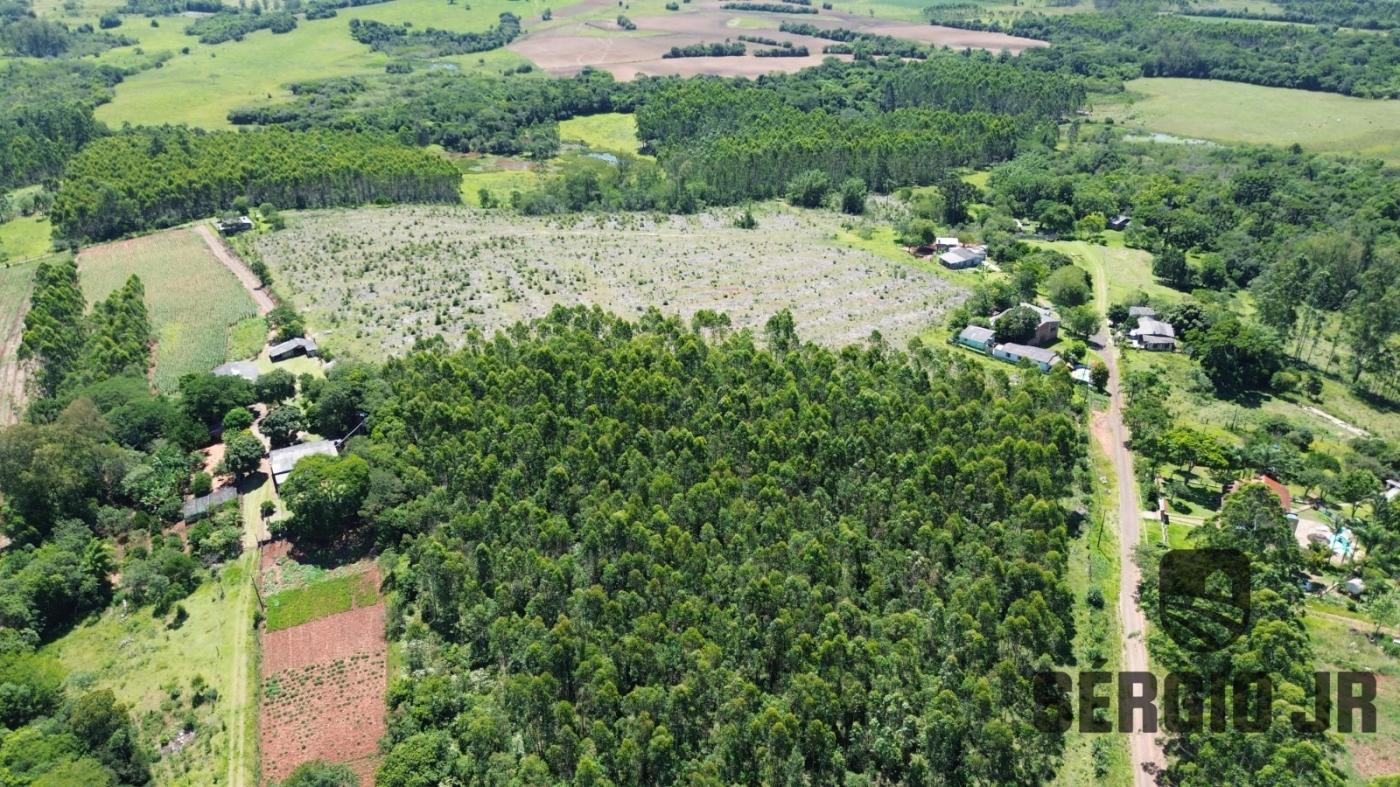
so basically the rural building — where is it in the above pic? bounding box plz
[212,360,259,383]
[1129,316,1177,351]
[938,246,986,270]
[1343,577,1366,598]
[1128,306,1157,319]
[182,486,237,522]
[1385,479,1399,502]
[992,342,1063,372]
[1230,475,1293,512]
[992,302,1060,346]
[268,336,318,362]
[216,216,254,235]
[935,236,961,250]
[956,325,996,353]
[1108,215,1131,231]
[1070,366,1093,386]
[269,439,339,489]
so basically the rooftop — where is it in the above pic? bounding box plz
[958,325,996,343]
[212,360,259,382]
[268,336,318,357]
[997,342,1062,365]
[1131,317,1176,338]
[269,439,339,483]
[181,486,237,520]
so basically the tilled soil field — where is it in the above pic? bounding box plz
[259,566,387,785]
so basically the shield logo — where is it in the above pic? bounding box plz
[1159,549,1251,653]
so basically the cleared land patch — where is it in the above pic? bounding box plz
[264,567,381,631]
[253,205,969,359]
[259,559,386,785]
[510,1,1043,79]
[1096,78,1400,164]
[78,227,257,391]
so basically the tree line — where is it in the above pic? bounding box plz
[185,9,296,44]
[347,12,521,57]
[51,126,461,242]
[955,9,1400,98]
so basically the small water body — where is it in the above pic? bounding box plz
[1123,132,1217,146]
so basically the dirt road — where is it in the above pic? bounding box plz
[196,224,275,316]
[0,273,33,425]
[1096,332,1167,785]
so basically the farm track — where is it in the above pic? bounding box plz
[197,224,275,317]
[0,274,33,425]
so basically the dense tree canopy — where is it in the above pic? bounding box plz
[52,127,460,242]
[361,307,1084,785]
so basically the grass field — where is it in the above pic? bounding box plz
[558,112,645,155]
[1029,236,1182,308]
[91,0,564,129]
[39,562,258,786]
[1095,78,1400,164]
[1052,432,1131,786]
[78,228,257,391]
[254,204,969,358]
[0,214,52,262]
[226,316,267,363]
[264,571,379,632]
[1307,614,1400,782]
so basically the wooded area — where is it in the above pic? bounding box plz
[51,127,460,242]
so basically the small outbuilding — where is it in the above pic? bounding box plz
[269,439,339,489]
[216,216,255,235]
[1343,577,1366,598]
[1108,215,1131,231]
[212,360,260,383]
[956,325,996,353]
[934,236,962,251]
[268,337,318,362]
[1128,306,1157,319]
[182,486,238,522]
[992,342,1063,372]
[938,246,986,270]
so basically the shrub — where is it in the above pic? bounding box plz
[786,170,831,208]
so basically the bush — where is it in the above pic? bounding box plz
[786,170,831,208]
[190,472,213,497]
[222,407,254,433]
[99,11,122,28]
[1046,265,1091,308]
[838,177,867,215]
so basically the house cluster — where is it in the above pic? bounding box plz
[1124,306,1177,351]
[909,237,989,270]
[955,303,1065,373]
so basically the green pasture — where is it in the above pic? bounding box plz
[93,0,565,129]
[558,113,644,155]
[1096,78,1400,164]
[0,215,52,262]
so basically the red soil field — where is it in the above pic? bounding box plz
[259,566,387,785]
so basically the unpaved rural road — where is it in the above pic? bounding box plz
[196,224,274,316]
[1096,332,1167,785]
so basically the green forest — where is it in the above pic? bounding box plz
[355,307,1084,784]
[51,126,460,242]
